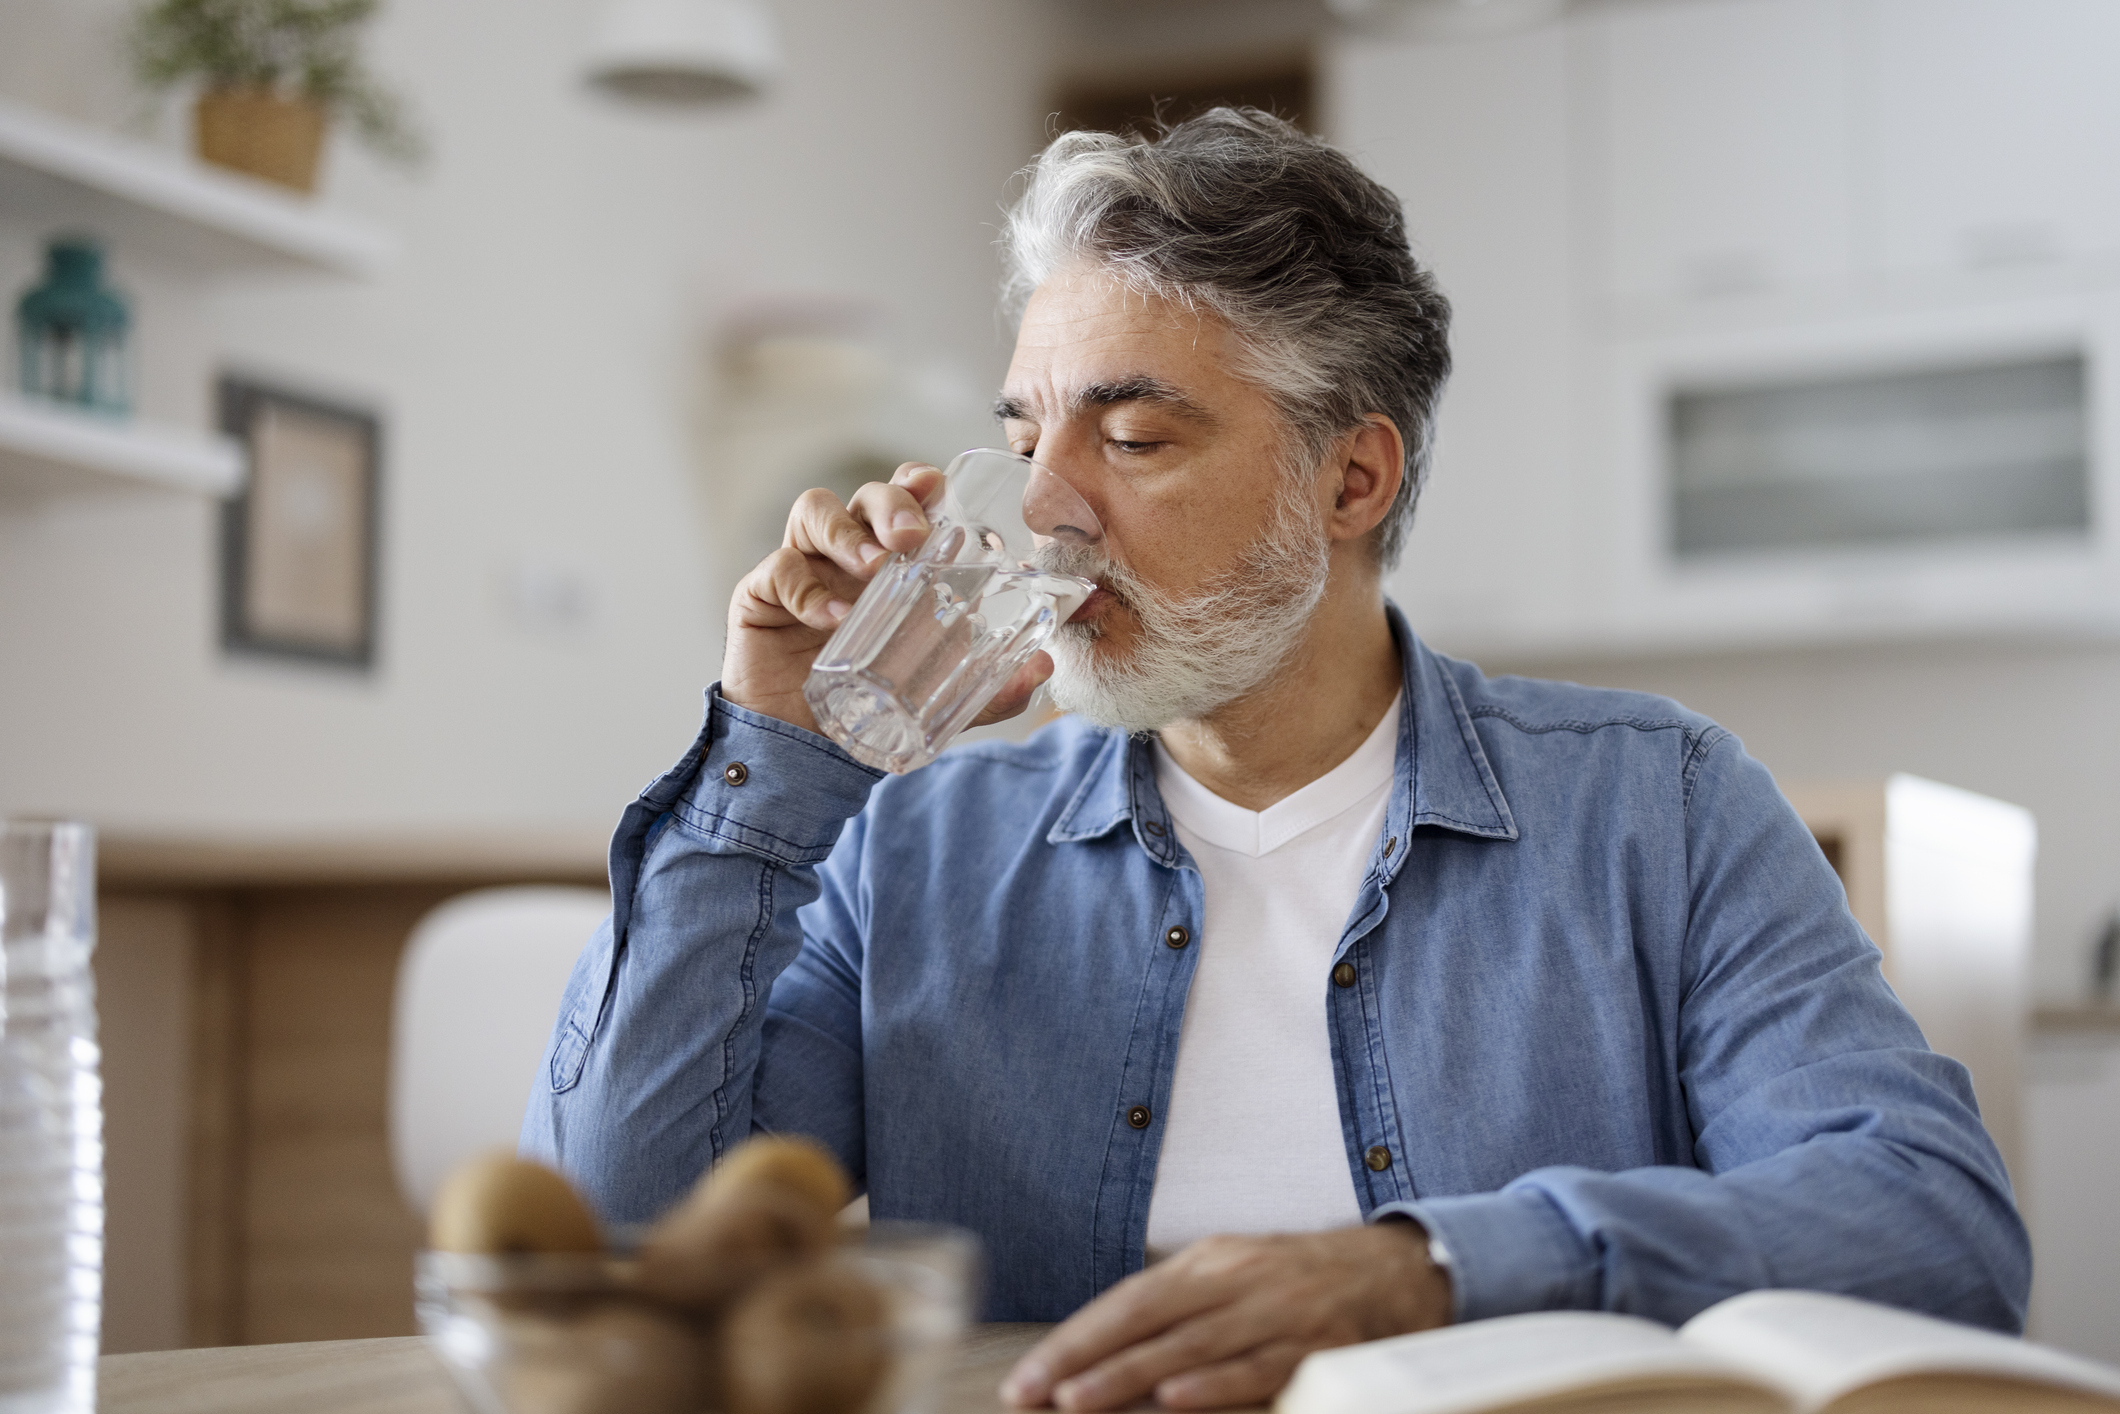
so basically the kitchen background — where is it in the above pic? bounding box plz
[1,0,2115,1372]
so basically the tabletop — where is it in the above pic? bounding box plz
[98,1323,1057,1414]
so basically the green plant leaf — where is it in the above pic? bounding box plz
[128,0,425,167]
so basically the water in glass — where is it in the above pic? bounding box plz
[804,450,1100,773]
[0,823,101,1414]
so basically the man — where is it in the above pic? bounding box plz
[523,109,2027,1410]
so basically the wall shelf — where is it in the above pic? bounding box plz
[0,390,243,496]
[0,99,394,277]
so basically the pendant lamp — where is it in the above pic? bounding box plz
[584,0,780,104]
[1329,0,1569,38]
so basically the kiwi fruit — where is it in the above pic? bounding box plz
[637,1183,833,1309]
[635,1137,852,1309]
[429,1152,601,1254]
[694,1136,854,1219]
[721,1260,892,1414]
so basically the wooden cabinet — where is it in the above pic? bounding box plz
[95,834,604,1352]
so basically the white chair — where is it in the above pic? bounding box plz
[388,885,611,1216]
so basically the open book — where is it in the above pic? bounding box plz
[1275,1291,2120,1414]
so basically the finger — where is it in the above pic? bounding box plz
[970,652,1053,728]
[849,472,937,554]
[736,546,859,632]
[1050,1311,1261,1413]
[786,487,891,576]
[1002,1266,1224,1407]
[1153,1340,1311,1411]
[890,459,945,503]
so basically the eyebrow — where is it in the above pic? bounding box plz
[992,376,1221,428]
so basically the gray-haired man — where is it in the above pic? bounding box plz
[525,110,2026,1410]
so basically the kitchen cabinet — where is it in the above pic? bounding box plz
[1331,0,2120,657]
[1586,0,1857,308]
[96,833,604,1350]
[1584,0,2120,312]
[1330,25,1582,646]
[1866,0,2120,280]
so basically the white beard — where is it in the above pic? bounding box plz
[1036,478,1331,735]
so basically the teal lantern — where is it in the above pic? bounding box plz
[16,237,130,415]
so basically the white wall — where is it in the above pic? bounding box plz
[0,0,1055,838]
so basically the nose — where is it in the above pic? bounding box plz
[1023,461,1103,548]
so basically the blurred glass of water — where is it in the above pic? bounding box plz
[0,822,100,1414]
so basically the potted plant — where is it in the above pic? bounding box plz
[129,0,423,193]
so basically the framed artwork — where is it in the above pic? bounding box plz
[218,377,382,667]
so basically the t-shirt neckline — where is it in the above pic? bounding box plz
[1151,691,1402,859]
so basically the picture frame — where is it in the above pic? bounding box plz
[218,376,382,668]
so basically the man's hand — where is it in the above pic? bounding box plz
[1000,1223,1452,1411]
[722,463,1052,735]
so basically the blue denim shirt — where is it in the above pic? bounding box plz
[522,607,2028,1331]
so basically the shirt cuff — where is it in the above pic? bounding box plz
[1373,1188,1602,1323]
[645,686,885,867]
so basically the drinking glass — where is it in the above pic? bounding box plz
[803,449,1101,773]
[0,821,101,1414]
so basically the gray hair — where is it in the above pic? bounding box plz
[1000,107,1452,568]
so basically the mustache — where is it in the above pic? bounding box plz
[1030,539,1106,579]
[1030,540,1132,605]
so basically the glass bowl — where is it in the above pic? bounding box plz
[415,1222,979,1414]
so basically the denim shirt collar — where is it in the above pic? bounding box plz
[1047,603,1520,869]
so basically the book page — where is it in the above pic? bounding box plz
[1679,1291,2120,1412]
[1277,1312,1782,1414]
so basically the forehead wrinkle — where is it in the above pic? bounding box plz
[992,375,1221,429]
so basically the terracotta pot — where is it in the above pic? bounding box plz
[193,88,328,193]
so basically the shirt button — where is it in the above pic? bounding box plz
[1364,1145,1393,1172]
[1383,835,1398,856]
[1143,820,1167,837]
[1332,961,1357,988]
[1165,925,1190,949]
[1127,1105,1152,1129]
[722,762,749,786]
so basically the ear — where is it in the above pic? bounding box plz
[1325,415,1406,545]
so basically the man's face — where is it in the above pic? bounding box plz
[998,265,1332,730]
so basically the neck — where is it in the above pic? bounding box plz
[1156,558,1402,812]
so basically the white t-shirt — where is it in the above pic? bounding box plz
[1142,693,1402,1261]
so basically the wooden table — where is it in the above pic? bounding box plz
[99,1325,1051,1414]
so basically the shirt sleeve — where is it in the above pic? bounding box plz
[1376,732,2031,1333]
[518,688,882,1225]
